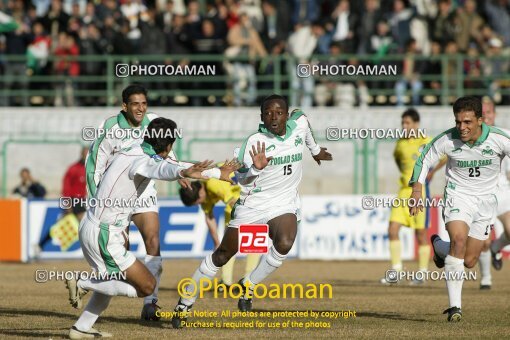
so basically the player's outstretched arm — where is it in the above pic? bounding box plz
[313,147,333,165]
[409,182,424,216]
[180,160,215,179]
[218,158,242,184]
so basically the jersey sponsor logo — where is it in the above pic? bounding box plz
[151,154,163,162]
[294,136,303,147]
[482,147,494,156]
[266,144,276,152]
[239,224,269,253]
[451,147,462,154]
[449,208,460,213]
[269,152,303,166]
[456,159,492,167]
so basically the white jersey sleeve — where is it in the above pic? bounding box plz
[86,116,119,197]
[291,110,321,156]
[129,154,185,181]
[409,131,448,185]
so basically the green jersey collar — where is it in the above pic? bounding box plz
[117,111,151,129]
[451,123,489,147]
[141,141,156,156]
[258,120,297,141]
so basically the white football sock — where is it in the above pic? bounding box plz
[491,233,510,253]
[78,278,138,298]
[444,255,464,308]
[144,255,162,304]
[479,250,492,286]
[246,247,286,285]
[73,292,111,331]
[434,239,450,259]
[181,254,219,306]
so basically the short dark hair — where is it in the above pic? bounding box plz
[402,108,420,122]
[144,117,178,154]
[122,84,147,104]
[453,96,482,118]
[260,94,288,114]
[179,181,202,206]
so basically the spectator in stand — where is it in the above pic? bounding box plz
[192,18,225,105]
[13,168,46,198]
[120,0,147,51]
[260,0,290,52]
[483,37,509,101]
[484,0,510,48]
[185,0,202,40]
[453,0,484,52]
[41,0,70,35]
[62,146,87,201]
[112,19,134,55]
[370,20,396,95]
[3,13,32,106]
[287,21,320,108]
[395,38,424,106]
[79,23,107,106]
[53,31,79,106]
[331,0,358,53]
[387,0,413,52]
[422,41,443,99]
[226,11,267,106]
[290,0,319,26]
[357,0,382,55]
[431,0,455,49]
[27,20,51,105]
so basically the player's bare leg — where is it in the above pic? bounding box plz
[479,238,492,289]
[491,212,510,270]
[239,213,298,311]
[171,227,238,328]
[131,212,163,320]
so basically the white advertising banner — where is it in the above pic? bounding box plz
[298,195,415,260]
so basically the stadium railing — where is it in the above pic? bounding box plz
[1,54,509,106]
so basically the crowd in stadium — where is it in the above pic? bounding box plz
[0,0,509,107]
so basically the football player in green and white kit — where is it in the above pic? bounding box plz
[170,94,332,328]
[409,96,510,322]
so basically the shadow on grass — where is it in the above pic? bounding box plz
[328,279,443,290]
[0,329,67,338]
[0,307,168,333]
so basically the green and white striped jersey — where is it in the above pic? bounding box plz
[409,123,510,196]
[86,143,185,230]
[85,112,177,197]
[235,110,321,210]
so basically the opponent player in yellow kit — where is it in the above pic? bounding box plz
[381,108,446,284]
[179,178,260,288]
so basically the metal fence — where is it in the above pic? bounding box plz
[1,53,509,106]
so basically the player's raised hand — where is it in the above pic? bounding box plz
[181,160,214,179]
[409,187,424,216]
[250,141,273,170]
[178,178,192,189]
[219,158,242,184]
[313,147,333,165]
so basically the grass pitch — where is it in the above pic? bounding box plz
[1,259,509,339]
